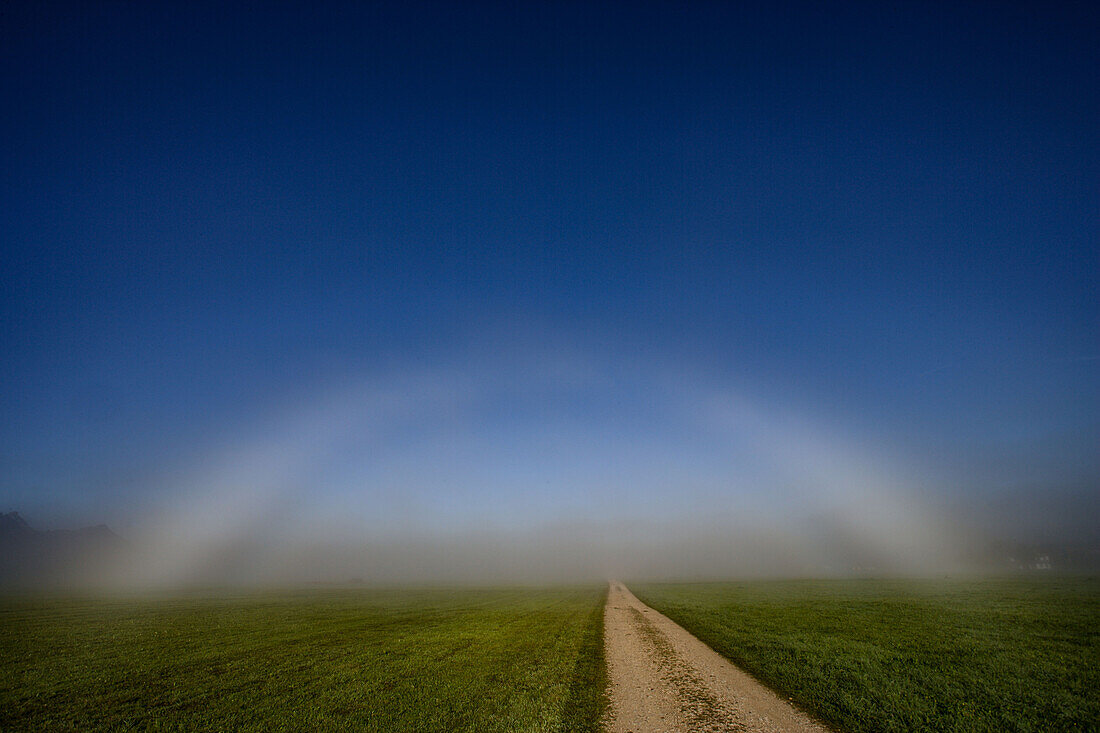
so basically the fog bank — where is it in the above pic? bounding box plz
[6,350,1095,590]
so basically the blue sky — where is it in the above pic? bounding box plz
[2,2,1097,577]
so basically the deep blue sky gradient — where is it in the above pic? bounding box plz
[2,1,1097,537]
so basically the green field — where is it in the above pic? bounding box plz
[5,579,1098,732]
[0,586,606,732]
[633,578,1100,732]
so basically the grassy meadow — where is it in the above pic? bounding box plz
[633,577,1100,732]
[0,586,606,732]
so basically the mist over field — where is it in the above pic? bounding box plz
[2,3,1097,591]
[4,345,1096,590]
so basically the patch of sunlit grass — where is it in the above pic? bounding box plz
[0,586,606,732]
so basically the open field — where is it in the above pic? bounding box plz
[0,586,606,732]
[633,578,1100,732]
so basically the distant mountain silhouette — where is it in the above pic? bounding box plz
[0,512,124,589]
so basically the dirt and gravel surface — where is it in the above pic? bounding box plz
[603,582,831,733]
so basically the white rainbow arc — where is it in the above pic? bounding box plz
[119,356,960,587]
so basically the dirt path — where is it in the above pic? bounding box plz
[603,582,831,733]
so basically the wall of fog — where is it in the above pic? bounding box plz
[6,347,1096,590]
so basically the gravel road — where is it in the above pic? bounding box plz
[603,582,831,733]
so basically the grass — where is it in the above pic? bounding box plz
[0,585,607,732]
[632,577,1100,732]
